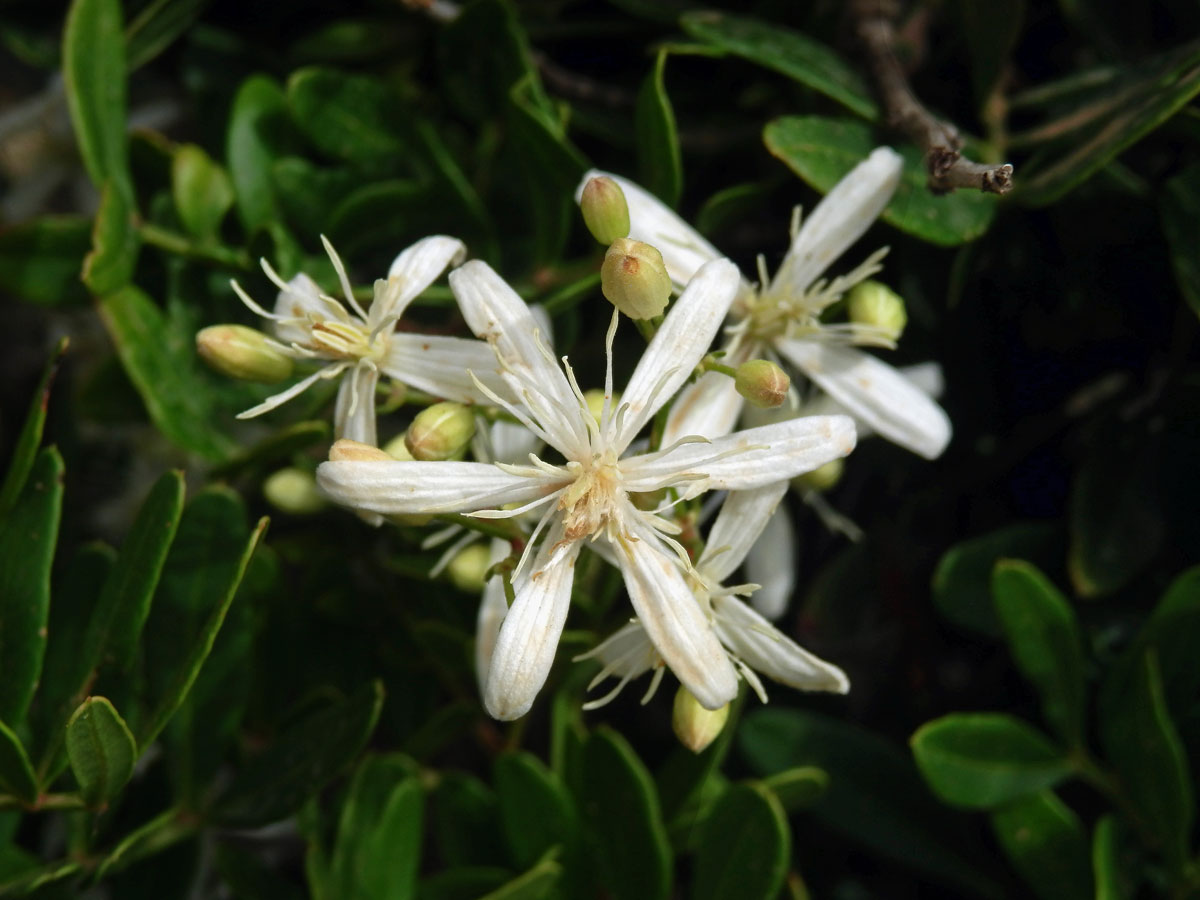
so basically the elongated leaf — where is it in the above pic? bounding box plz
[1091,815,1131,900]
[0,447,63,727]
[331,756,423,900]
[0,218,91,307]
[679,11,878,120]
[477,854,562,900]
[495,752,578,870]
[992,560,1086,746]
[62,0,129,191]
[83,179,140,294]
[765,116,999,246]
[692,783,789,900]
[990,791,1091,900]
[172,144,235,240]
[1161,162,1200,320]
[762,766,828,812]
[287,67,409,166]
[911,714,1074,809]
[432,773,506,869]
[0,337,67,514]
[227,76,288,232]
[93,806,194,881]
[0,721,38,806]
[125,0,210,71]
[66,696,137,808]
[97,284,234,460]
[635,49,682,208]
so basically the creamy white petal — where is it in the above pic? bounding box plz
[744,506,796,621]
[660,369,746,446]
[484,523,582,720]
[381,333,508,404]
[622,415,856,493]
[376,235,466,326]
[578,169,724,291]
[800,360,945,424]
[613,513,739,710]
[450,260,588,458]
[317,459,563,515]
[615,258,741,450]
[711,594,848,693]
[475,538,512,697]
[486,420,543,466]
[270,272,328,346]
[333,365,379,445]
[235,363,345,420]
[777,340,950,460]
[698,481,788,583]
[771,147,903,298]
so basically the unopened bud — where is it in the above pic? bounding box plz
[382,433,415,461]
[847,280,906,342]
[583,388,620,425]
[581,176,631,244]
[196,324,293,383]
[735,360,791,409]
[329,438,393,462]
[672,686,730,753]
[263,467,325,514]
[793,457,843,493]
[447,543,492,594]
[406,402,476,461]
[601,238,672,320]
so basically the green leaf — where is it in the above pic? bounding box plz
[66,696,137,808]
[93,806,194,881]
[933,522,1062,637]
[125,0,209,71]
[0,336,67,515]
[214,680,384,827]
[0,720,38,806]
[476,853,563,900]
[287,67,409,166]
[911,714,1074,810]
[0,217,91,307]
[171,145,235,240]
[679,11,878,120]
[692,783,789,900]
[1091,815,1131,900]
[765,116,999,246]
[762,766,829,812]
[432,774,506,869]
[495,752,578,870]
[635,49,682,209]
[62,0,129,191]
[83,180,140,295]
[96,284,235,460]
[0,447,63,727]
[990,791,1091,900]
[227,75,289,232]
[992,560,1086,746]
[1161,162,1200,320]
[579,728,671,900]
[271,159,360,231]
[960,0,1026,109]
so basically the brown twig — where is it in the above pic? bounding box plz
[850,0,1014,195]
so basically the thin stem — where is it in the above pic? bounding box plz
[139,224,253,270]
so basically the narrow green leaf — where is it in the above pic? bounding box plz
[579,728,671,900]
[125,0,210,71]
[477,853,563,900]
[96,284,234,460]
[679,11,878,120]
[992,560,1086,746]
[213,680,384,827]
[227,76,288,232]
[0,721,38,806]
[331,757,423,900]
[764,116,999,246]
[692,783,789,900]
[0,859,81,896]
[1161,162,1200,320]
[171,144,235,240]
[0,217,91,306]
[83,179,140,294]
[762,766,829,812]
[495,752,578,869]
[635,49,682,209]
[911,714,1073,809]
[990,791,1091,900]
[0,447,63,727]
[62,0,129,190]
[1092,815,1131,900]
[432,773,506,868]
[66,696,137,808]
[93,806,194,881]
[0,336,67,514]
[287,67,409,165]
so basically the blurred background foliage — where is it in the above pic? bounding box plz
[0,0,1198,897]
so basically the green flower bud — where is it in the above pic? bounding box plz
[792,457,844,493]
[447,542,492,594]
[196,324,294,383]
[672,686,730,753]
[601,238,672,320]
[382,432,415,461]
[580,176,631,244]
[846,280,907,342]
[734,359,791,409]
[406,402,476,461]
[263,467,325,515]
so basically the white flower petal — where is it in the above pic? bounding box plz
[486,419,543,466]
[744,506,796,621]
[317,459,562,515]
[711,594,848,693]
[615,258,741,450]
[622,415,856,493]
[382,333,508,404]
[698,481,788,583]
[578,169,725,291]
[660,369,746,446]
[475,538,512,697]
[771,147,903,297]
[777,340,951,459]
[614,514,739,710]
[484,523,581,720]
[270,272,328,346]
[377,235,467,326]
[333,365,379,445]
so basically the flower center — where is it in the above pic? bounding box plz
[558,452,623,543]
[309,319,387,362]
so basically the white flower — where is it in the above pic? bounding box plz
[317,258,857,720]
[231,235,503,445]
[578,149,952,460]
[578,481,848,707]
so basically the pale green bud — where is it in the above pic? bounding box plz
[196,324,293,383]
[672,686,730,753]
[581,176,631,244]
[382,432,415,461]
[406,402,476,461]
[846,280,907,342]
[734,359,791,409]
[793,457,844,493]
[263,467,325,515]
[447,543,492,594]
[601,238,672,320]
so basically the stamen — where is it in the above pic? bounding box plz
[639,665,666,705]
[231,279,286,321]
[321,234,370,321]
